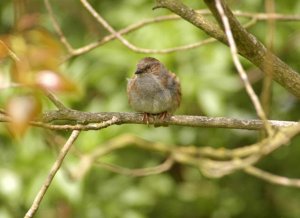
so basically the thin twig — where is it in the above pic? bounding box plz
[199,155,261,178]
[24,130,81,218]
[24,116,119,218]
[71,121,300,180]
[215,0,272,135]
[66,7,263,58]
[67,17,256,59]
[78,0,259,56]
[66,15,217,58]
[94,156,174,177]
[260,0,275,123]
[44,91,68,110]
[244,166,300,188]
[70,10,300,56]
[31,116,120,130]
[44,0,74,53]
[0,39,20,62]
[80,0,162,53]
[234,11,300,21]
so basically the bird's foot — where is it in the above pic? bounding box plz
[142,112,170,126]
[158,111,169,120]
[142,113,151,125]
[153,112,170,127]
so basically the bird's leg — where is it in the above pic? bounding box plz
[142,113,150,125]
[158,111,169,120]
[152,112,170,127]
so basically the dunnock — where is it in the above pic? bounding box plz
[127,57,181,124]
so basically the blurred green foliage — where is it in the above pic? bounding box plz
[0,0,300,218]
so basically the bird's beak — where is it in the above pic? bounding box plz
[135,68,143,74]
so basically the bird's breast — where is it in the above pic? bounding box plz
[127,75,172,113]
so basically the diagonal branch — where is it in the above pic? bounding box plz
[244,166,300,188]
[23,116,119,218]
[155,0,300,98]
[63,11,300,58]
[44,0,74,53]
[44,91,68,111]
[203,0,300,98]
[24,130,81,218]
[214,0,272,134]
[80,0,172,54]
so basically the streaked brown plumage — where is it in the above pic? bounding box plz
[127,57,181,123]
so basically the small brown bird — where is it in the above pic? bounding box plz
[127,57,181,124]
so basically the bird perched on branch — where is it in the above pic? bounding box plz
[127,57,181,124]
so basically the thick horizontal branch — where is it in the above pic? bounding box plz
[33,110,298,130]
[0,110,297,131]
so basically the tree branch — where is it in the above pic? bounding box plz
[94,156,174,177]
[37,110,298,130]
[44,91,68,111]
[24,130,81,218]
[23,116,119,218]
[155,0,300,98]
[71,120,300,180]
[1,109,296,131]
[244,166,300,188]
[0,109,297,131]
[44,0,74,53]
[62,10,300,58]
[214,0,272,135]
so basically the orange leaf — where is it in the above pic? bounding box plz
[6,95,41,137]
[35,70,77,92]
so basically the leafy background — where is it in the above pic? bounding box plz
[0,0,300,217]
